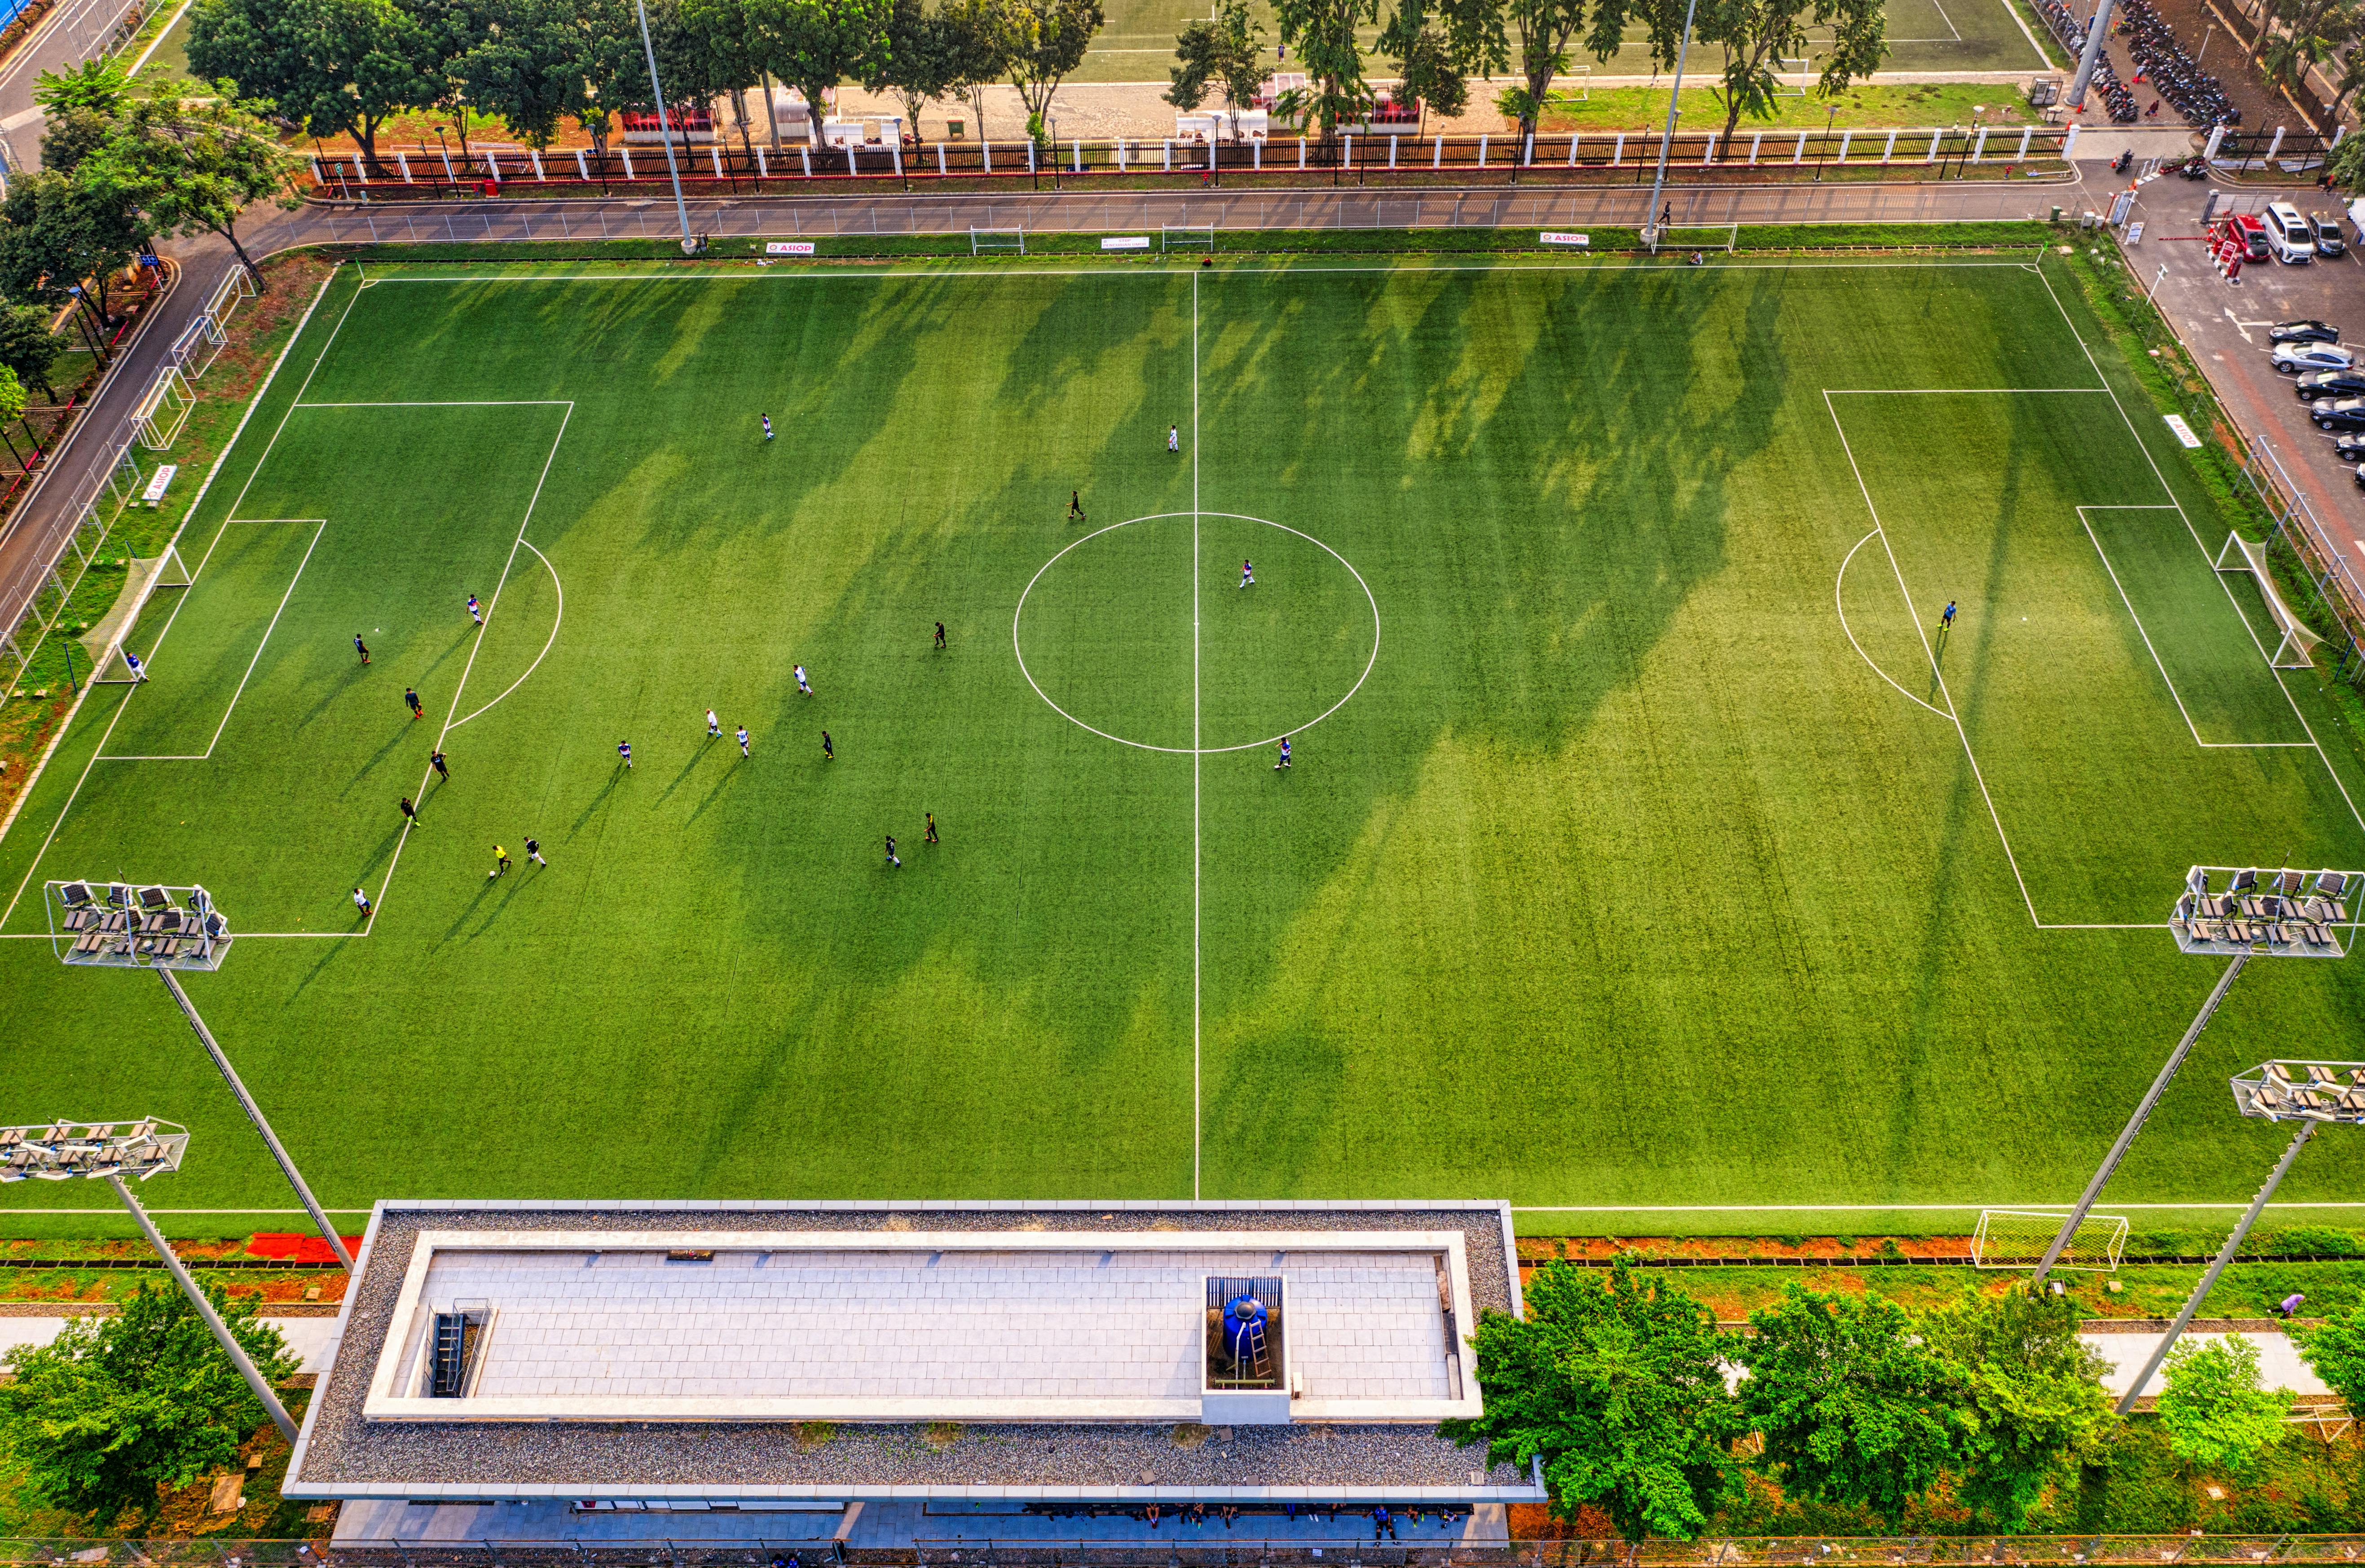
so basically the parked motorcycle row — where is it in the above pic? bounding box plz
[2034,0,2237,126]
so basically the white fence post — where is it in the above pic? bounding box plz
[398,151,413,182]
[2063,124,2080,160]
[2016,125,2033,160]
[621,147,634,180]
[1477,133,1487,165]
[757,147,768,176]
[2266,126,2286,163]
[1703,131,1718,165]
[1612,131,1624,164]
[1301,137,1308,168]
[573,149,587,180]
[980,141,989,173]
[1926,126,1942,161]
[939,142,948,173]
[1972,125,1987,162]
[1523,132,1534,165]
[1432,136,1442,167]
[1568,134,1580,165]
[1836,129,1850,161]
[1750,131,1762,164]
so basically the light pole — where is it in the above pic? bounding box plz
[2030,865,2360,1290]
[2111,1057,2365,1414]
[0,1119,300,1443]
[42,880,354,1271]
[634,0,699,255]
[1643,0,1702,254]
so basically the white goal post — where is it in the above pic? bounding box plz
[1162,224,1216,252]
[131,365,195,450]
[970,227,1026,255]
[1662,224,1740,254]
[1775,55,1813,95]
[2215,532,2325,669]
[89,546,192,684]
[1973,1209,2129,1272]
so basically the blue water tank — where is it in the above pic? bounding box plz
[1222,1293,1266,1365]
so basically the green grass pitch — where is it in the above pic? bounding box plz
[2,253,2363,1232]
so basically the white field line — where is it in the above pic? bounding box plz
[219,276,369,525]
[1192,265,1201,1205]
[123,0,192,75]
[2076,505,2315,751]
[1511,1200,2365,1212]
[1823,388,2046,928]
[2032,263,2365,844]
[1836,529,1952,719]
[0,266,345,856]
[366,402,573,934]
[446,537,563,731]
[352,260,2041,285]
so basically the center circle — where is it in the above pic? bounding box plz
[1013,512,1380,754]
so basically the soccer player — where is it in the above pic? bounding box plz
[885,833,900,868]
[1168,424,1180,453]
[1238,558,1254,589]
[1275,736,1290,770]
[1941,600,1958,630]
[737,724,751,758]
[406,686,423,719]
[430,749,449,781]
[794,664,812,695]
[924,812,938,844]
[1068,490,1085,521]
[821,730,834,761]
[526,837,544,866]
[354,633,371,665]
[934,621,947,650]
[354,886,372,918]
[706,708,721,739]
[762,414,774,441]
[618,740,633,769]
[467,594,483,626]
[400,796,419,825]
[123,651,146,682]
[489,843,511,878]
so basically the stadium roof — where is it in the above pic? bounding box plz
[285,1200,1539,1506]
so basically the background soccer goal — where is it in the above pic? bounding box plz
[1661,224,1740,254]
[969,227,1026,255]
[1973,1209,2129,1272]
[1162,224,1216,253]
[89,546,192,683]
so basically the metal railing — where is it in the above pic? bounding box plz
[0,418,149,696]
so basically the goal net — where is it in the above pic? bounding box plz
[1163,224,1216,252]
[1775,55,1812,95]
[89,546,191,684]
[1972,1209,2129,1272]
[970,227,1025,255]
[1661,224,1740,254]
[131,365,195,450]
[2215,532,2326,669]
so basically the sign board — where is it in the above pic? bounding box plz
[1540,231,1590,247]
[2164,414,2202,448]
[764,242,816,255]
[1101,236,1151,251]
[141,463,177,507]
[2125,220,2144,245]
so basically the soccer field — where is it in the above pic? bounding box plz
[2,253,2362,1232]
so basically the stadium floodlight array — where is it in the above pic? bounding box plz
[0,1119,186,1184]
[45,880,230,971]
[2111,1056,2365,1416]
[0,1117,299,1440]
[2230,1060,2365,1125]
[2170,866,2353,957]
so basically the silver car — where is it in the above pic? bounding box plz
[2274,340,2355,373]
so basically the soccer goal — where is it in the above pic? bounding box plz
[1163,224,1217,253]
[970,227,1026,255]
[130,364,195,450]
[2215,532,2326,669]
[88,546,191,684]
[1775,55,1813,95]
[1661,223,1740,254]
[1972,1209,2129,1272]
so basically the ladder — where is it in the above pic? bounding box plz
[430,1312,468,1396]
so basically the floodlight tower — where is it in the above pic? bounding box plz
[2111,1058,2365,1414]
[2029,865,2357,1290]
[0,1119,299,1441]
[42,880,354,1271]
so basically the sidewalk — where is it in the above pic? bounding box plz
[0,1309,340,1370]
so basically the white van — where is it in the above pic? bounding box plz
[2265,202,2317,263]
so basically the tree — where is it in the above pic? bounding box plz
[0,1281,297,1526]
[186,0,430,170]
[1683,0,1885,143]
[33,57,132,117]
[751,0,895,145]
[84,91,305,275]
[0,365,28,429]
[2296,1307,2365,1418]
[1391,0,1585,141]
[938,0,1010,138]
[865,0,960,139]
[1164,0,1265,141]
[681,0,773,159]
[1395,23,1467,133]
[0,169,148,326]
[2256,0,2357,106]
[0,305,70,402]
[400,0,493,163]
[1731,1286,1960,1524]
[1919,1291,2118,1529]
[2157,1336,2293,1473]
[457,0,633,150]
[1440,1260,1740,1542]
[993,0,1100,144]
[1271,0,1377,139]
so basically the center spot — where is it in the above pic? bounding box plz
[1014,512,1378,754]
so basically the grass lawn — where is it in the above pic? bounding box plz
[0,252,2362,1233]
[1537,83,2046,134]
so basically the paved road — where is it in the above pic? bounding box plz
[0,0,159,173]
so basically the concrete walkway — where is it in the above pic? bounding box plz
[0,1310,340,1371]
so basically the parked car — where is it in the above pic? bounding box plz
[2231,214,2273,262]
[2354,462,2365,491]
[2317,215,2349,257]
[2311,396,2365,430]
[2296,367,2365,400]
[2336,433,2365,463]
[2271,318,2341,343]
[2266,202,2317,262]
[2273,341,2354,372]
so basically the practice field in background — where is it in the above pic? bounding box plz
[2,253,2362,1229]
